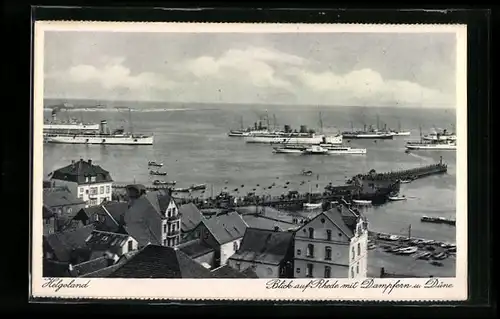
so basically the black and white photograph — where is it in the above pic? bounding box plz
[32,21,467,301]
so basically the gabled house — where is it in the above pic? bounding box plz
[85,230,139,259]
[179,203,204,238]
[182,211,248,268]
[101,245,215,278]
[227,228,295,278]
[293,208,360,279]
[49,159,114,207]
[72,201,129,231]
[43,188,86,234]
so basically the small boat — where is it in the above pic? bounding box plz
[148,161,163,167]
[303,202,322,210]
[301,169,313,176]
[388,235,400,241]
[395,246,418,255]
[430,261,444,267]
[367,243,377,250]
[431,252,447,260]
[172,187,191,193]
[153,180,176,186]
[388,194,407,201]
[421,216,456,226]
[415,251,432,260]
[352,199,372,206]
[190,184,207,191]
[150,170,167,176]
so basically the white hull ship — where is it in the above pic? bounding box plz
[342,132,394,139]
[273,143,366,155]
[405,142,456,151]
[389,130,411,136]
[247,133,343,145]
[422,128,456,141]
[45,119,154,145]
[44,111,100,132]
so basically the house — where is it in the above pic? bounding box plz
[182,211,248,268]
[179,241,215,269]
[211,264,259,278]
[43,188,86,234]
[85,230,139,259]
[72,186,181,249]
[227,228,295,278]
[101,245,214,278]
[49,159,114,207]
[293,208,360,279]
[43,224,95,267]
[179,203,204,238]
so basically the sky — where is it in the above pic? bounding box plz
[43,31,457,108]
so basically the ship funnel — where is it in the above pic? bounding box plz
[100,120,108,134]
[300,125,307,133]
[284,125,291,133]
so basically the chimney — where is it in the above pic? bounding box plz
[71,160,75,164]
[380,267,385,278]
[274,226,280,232]
[88,159,92,166]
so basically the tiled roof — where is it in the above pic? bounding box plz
[211,265,258,278]
[203,212,248,245]
[51,159,113,184]
[43,259,70,277]
[70,256,111,277]
[80,251,139,278]
[179,203,204,232]
[44,224,95,262]
[123,196,163,246]
[106,245,214,278]
[78,201,128,232]
[179,241,214,258]
[43,189,85,208]
[43,205,54,219]
[323,209,355,238]
[242,215,299,232]
[85,230,131,251]
[229,228,294,266]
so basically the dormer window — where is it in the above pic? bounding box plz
[91,176,96,182]
[85,177,89,183]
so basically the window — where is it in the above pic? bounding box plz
[296,268,301,274]
[236,263,241,271]
[86,177,89,183]
[203,231,209,240]
[306,244,314,257]
[163,239,167,246]
[306,264,313,277]
[91,176,96,182]
[93,214,99,221]
[163,224,167,233]
[357,243,361,255]
[85,189,89,194]
[338,232,342,237]
[356,263,359,274]
[90,187,97,195]
[324,266,331,278]
[67,207,72,214]
[233,241,239,251]
[326,229,332,241]
[172,207,177,215]
[195,230,201,238]
[308,227,314,239]
[128,241,133,251]
[79,187,83,193]
[351,247,355,260]
[325,247,332,260]
[45,218,51,225]
[351,267,355,278]
[100,186,104,194]
[106,185,110,193]
[297,249,301,256]
[167,208,171,217]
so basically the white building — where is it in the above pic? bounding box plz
[348,217,369,279]
[49,159,114,207]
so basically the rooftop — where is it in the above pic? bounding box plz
[50,159,113,184]
[203,212,248,245]
[211,265,259,278]
[179,241,214,259]
[85,230,131,250]
[44,224,95,262]
[229,228,294,266]
[179,203,204,232]
[105,245,215,278]
[322,209,355,238]
[43,188,85,208]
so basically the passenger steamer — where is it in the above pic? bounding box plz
[44,120,154,145]
[44,111,100,132]
[273,144,366,155]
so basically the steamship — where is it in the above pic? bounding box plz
[245,112,343,145]
[44,120,154,145]
[44,109,100,133]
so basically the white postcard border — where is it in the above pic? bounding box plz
[31,21,468,301]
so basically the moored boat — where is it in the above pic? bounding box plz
[190,184,207,190]
[421,215,456,226]
[395,246,418,255]
[388,194,407,201]
[303,202,322,210]
[153,180,176,186]
[352,199,372,206]
[148,161,163,167]
[150,170,167,176]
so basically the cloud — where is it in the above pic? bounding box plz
[45,57,175,100]
[45,46,454,107]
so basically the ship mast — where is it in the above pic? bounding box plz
[128,108,133,134]
[240,116,244,130]
[266,110,270,129]
[273,114,277,131]
[319,111,324,134]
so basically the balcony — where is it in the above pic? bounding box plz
[167,229,180,237]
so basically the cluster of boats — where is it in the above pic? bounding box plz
[147,161,207,192]
[43,109,154,145]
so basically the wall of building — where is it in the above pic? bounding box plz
[76,182,113,206]
[161,199,181,247]
[348,222,369,279]
[293,214,351,278]
[220,238,242,266]
[227,259,279,278]
[119,237,139,255]
[294,259,348,278]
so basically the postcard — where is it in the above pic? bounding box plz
[31,21,467,301]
